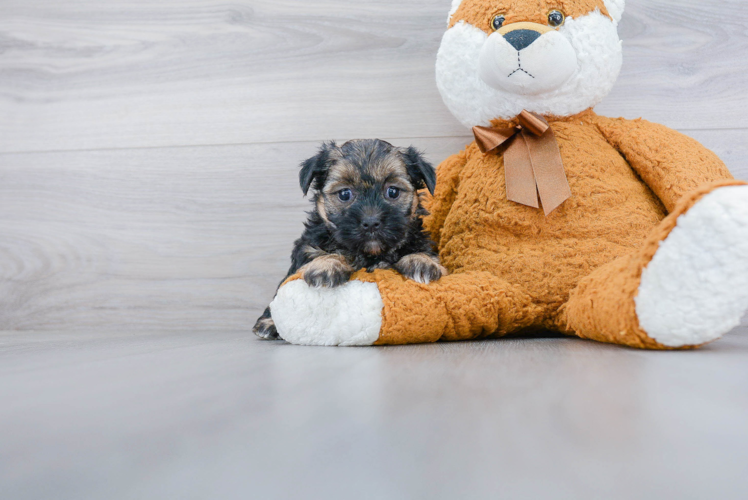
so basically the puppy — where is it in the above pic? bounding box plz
[254,139,447,340]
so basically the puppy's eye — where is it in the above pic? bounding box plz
[338,189,353,202]
[491,15,506,31]
[548,10,565,27]
[386,187,401,200]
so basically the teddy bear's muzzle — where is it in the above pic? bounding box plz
[479,22,577,96]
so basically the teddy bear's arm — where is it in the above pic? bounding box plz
[593,116,734,212]
[423,149,469,246]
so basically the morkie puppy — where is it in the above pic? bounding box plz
[254,139,447,340]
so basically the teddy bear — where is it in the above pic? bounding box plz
[268,0,748,349]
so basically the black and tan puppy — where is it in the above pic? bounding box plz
[254,139,447,340]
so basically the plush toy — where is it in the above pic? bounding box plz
[270,0,748,349]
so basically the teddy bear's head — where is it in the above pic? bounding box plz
[437,0,625,127]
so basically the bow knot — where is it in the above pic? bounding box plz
[473,110,571,216]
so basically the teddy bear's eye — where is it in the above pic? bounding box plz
[548,10,565,27]
[491,15,506,31]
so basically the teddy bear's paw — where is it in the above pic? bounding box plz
[269,279,384,346]
[636,185,748,348]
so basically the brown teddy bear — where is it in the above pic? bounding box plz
[269,0,748,349]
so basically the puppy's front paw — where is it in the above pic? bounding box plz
[394,253,448,284]
[301,254,354,288]
[253,312,280,340]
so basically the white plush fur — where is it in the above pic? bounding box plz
[636,186,748,348]
[271,280,384,347]
[603,0,625,23]
[479,30,578,96]
[436,11,623,127]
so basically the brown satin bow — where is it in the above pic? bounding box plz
[473,110,571,216]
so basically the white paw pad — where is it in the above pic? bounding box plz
[637,186,748,347]
[270,280,384,346]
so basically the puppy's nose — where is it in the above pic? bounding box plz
[504,29,542,51]
[361,216,382,232]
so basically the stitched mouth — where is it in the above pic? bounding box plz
[507,52,535,79]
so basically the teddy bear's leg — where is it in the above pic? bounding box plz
[561,182,748,349]
[270,270,542,346]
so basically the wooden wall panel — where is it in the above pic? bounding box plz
[0,0,747,153]
[0,130,744,331]
[0,0,745,331]
[0,138,470,330]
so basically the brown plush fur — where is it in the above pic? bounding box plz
[281,110,744,348]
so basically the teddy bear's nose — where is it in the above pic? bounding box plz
[504,29,542,51]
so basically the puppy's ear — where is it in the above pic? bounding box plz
[299,142,336,196]
[402,147,437,196]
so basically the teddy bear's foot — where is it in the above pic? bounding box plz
[270,279,384,346]
[636,185,748,348]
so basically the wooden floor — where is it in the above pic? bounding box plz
[1,327,748,499]
[1,0,748,497]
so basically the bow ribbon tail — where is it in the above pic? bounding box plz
[473,124,538,207]
[504,135,540,209]
[522,129,571,216]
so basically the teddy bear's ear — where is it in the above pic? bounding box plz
[603,0,625,24]
[447,0,463,25]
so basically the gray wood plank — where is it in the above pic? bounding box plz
[1,0,747,153]
[0,137,471,331]
[1,327,747,500]
[0,130,744,332]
